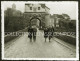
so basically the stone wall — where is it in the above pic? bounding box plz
[24,12,46,28]
[45,14,51,27]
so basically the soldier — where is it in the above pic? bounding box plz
[44,27,48,42]
[48,26,54,42]
[28,26,33,42]
[52,26,54,37]
[32,26,37,42]
[48,26,51,42]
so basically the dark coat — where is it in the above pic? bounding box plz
[32,28,37,32]
[52,27,54,36]
[28,28,33,38]
[48,27,52,36]
[44,28,48,38]
[32,28,37,37]
[48,27,54,37]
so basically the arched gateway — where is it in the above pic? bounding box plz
[24,3,50,29]
[30,17,41,28]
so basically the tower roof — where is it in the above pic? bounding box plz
[12,3,16,10]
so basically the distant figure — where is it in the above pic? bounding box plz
[32,26,37,42]
[28,26,33,42]
[48,26,54,42]
[48,27,52,42]
[52,26,54,37]
[44,28,48,42]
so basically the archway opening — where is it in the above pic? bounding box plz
[30,18,41,29]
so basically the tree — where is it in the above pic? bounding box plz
[62,14,70,20]
[5,8,13,17]
[4,9,25,32]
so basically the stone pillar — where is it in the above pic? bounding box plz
[40,13,45,28]
[45,14,50,27]
[54,18,56,28]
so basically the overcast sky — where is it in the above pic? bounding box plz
[2,1,78,19]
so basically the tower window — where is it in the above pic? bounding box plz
[38,7,40,10]
[30,7,32,10]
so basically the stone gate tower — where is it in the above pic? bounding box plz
[24,3,50,28]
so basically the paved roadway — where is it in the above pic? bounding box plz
[4,29,76,58]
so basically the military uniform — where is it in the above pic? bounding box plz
[44,28,48,42]
[28,27,33,42]
[48,26,54,42]
[32,27,37,42]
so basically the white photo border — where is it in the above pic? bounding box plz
[1,1,79,60]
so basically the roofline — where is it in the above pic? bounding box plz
[25,3,50,10]
[25,3,30,5]
[45,6,50,10]
[24,12,49,15]
[24,11,49,13]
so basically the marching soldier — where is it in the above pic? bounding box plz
[48,26,54,42]
[52,26,54,37]
[32,26,37,42]
[44,27,48,42]
[28,26,33,42]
